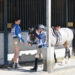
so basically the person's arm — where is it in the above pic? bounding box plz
[15,26,24,43]
[34,31,47,40]
[17,34,24,43]
[34,32,41,39]
[40,33,46,39]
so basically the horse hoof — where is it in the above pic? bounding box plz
[67,59,71,64]
[62,59,66,65]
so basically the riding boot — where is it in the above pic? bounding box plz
[12,63,21,69]
[31,58,38,71]
[12,63,17,69]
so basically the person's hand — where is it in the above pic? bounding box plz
[28,43,32,46]
[22,42,25,45]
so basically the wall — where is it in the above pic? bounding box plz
[0,33,4,65]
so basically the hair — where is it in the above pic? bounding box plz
[13,18,21,24]
[12,18,21,27]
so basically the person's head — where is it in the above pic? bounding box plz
[13,18,21,25]
[37,24,45,33]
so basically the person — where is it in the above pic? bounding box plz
[29,24,47,71]
[54,25,62,43]
[11,18,25,69]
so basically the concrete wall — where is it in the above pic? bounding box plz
[0,33,4,65]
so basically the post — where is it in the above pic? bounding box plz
[4,0,8,65]
[46,0,55,73]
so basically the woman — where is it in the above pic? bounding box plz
[11,18,25,68]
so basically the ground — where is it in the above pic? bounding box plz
[0,58,75,75]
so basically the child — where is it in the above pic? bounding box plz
[11,18,25,68]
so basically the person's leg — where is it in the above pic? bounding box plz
[31,58,39,71]
[31,48,41,71]
[13,38,20,68]
[13,47,20,63]
[13,47,20,68]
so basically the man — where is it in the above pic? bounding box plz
[29,24,47,71]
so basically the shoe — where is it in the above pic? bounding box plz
[30,67,37,72]
[16,63,22,68]
[12,63,22,69]
[12,63,16,69]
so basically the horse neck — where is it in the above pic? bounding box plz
[50,28,57,46]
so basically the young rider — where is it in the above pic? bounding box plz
[11,18,25,68]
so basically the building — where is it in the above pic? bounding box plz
[0,0,74,65]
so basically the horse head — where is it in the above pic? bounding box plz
[28,27,36,43]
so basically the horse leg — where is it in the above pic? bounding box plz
[64,49,67,58]
[67,48,70,59]
[65,47,70,58]
[64,42,71,64]
[54,51,57,63]
[62,48,68,64]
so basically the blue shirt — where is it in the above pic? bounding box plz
[11,24,24,43]
[35,31,47,48]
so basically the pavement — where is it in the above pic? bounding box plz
[0,58,75,75]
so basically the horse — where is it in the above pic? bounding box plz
[28,27,74,64]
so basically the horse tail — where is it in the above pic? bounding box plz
[72,29,75,56]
